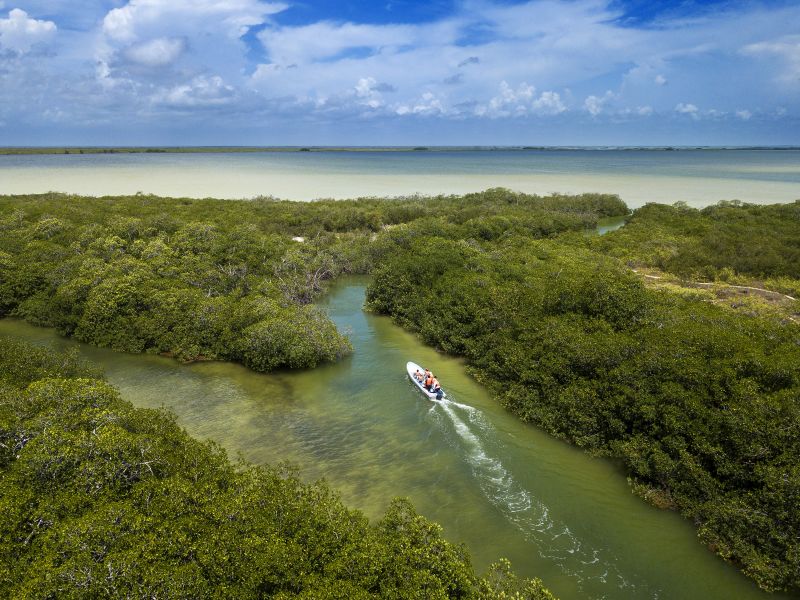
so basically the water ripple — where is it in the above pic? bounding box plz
[431,397,661,600]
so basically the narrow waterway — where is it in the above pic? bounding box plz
[0,278,790,600]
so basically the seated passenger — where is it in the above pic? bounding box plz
[424,373,434,390]
[414,369,424,382]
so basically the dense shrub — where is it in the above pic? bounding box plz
[0,337,555,599]
[367,230,800,593]
[0,191,624,372]
[594,200,800,280]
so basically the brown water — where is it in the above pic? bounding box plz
[0,278,792,599]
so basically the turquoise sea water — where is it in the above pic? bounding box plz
[2,148,799,207]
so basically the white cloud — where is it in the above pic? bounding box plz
[1,0,800,141]
[259,21,426,66]
[124,37,186,67]
[531,91,566,115]
[243,1,800,126]
[742,34,800,86]
[396,92,444,116]
[627,105,654,116]
[488,81,534,113]
[736,109,752,120]
[103,0,287,42]
[0,8,56,53]
[354,77,386,109]
[675,102,699,118]
[94,0,290,113]
[474,82,566,118]
[157,75,236,107]
[584,90,615,116]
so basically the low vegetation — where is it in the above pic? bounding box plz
[0,190,623,371]
[3,191,798,593]
[594,200,800,290]
[366,200,800,593]
[0,337,556,599]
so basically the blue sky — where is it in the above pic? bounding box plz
[0,0,798,145]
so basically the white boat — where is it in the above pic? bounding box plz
[406,361,445,400]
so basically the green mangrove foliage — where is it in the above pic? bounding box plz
[594,200,800,283]
[366,225,800,593]
[0,190,625,371]
[0,337,556,599]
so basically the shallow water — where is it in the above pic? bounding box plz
[1,149,799,207]
[1,278,792,600]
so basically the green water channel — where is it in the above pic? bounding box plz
[0,278,791,600]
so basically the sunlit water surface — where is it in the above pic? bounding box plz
[1,149,799,207]
[1,278,792,600]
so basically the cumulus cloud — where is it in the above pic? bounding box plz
[2,0,800,141]
[156,75,236,107]
[487,81,534,114]
[97,0,288,79]
[354,77,387,109]
[93,0,289,113]
[675,102,700,118]
[531,91,566,115]
[474,81,565,117]
[0,8,56,53]
[584,91,615,116]
[103,0,287,43]
[124,37,186,67]
[396,92,444,116]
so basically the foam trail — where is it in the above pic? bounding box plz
[432,397,659,599]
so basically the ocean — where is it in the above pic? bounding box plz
[1,148,799,208]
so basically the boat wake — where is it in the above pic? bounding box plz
[429,397,660,600]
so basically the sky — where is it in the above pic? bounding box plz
[0,0,798,146]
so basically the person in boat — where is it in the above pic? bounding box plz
[424,372,434,390]
[414,369,424,382]
[430,378,443,400]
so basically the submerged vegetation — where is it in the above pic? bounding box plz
[0,337,555,599]
[1,190,798,593]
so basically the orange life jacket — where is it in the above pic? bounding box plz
[425,375,433,387]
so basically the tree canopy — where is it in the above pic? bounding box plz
[0,336,555,599]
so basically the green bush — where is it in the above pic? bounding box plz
[0,337,555,599]
[367,231,800,593]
